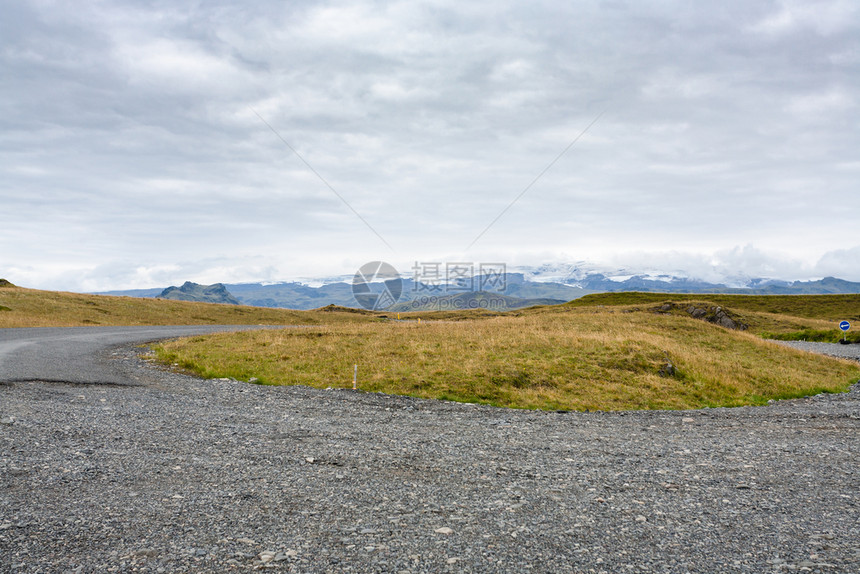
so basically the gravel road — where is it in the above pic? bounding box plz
[0,326,278,385]
[1,333,859,573]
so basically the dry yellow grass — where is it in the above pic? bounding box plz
[155,307,860,411]
[0,286,375,327]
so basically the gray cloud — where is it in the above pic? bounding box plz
[2,0,858,290]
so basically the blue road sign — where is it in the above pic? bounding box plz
[839,320,850,331]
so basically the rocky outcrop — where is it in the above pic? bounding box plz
[0,279,15,288]
[686,305,748,330]
[651,302,748,330]
[658,352,677,377]
[157,282,240,305]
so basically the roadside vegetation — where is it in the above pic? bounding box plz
[3,281,858,411]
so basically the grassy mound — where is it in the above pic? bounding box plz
[154,307,859,411]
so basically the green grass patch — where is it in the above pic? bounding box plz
[152,310,860,411]
[762,329,860,344]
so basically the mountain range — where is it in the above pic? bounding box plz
[95,264,860,311]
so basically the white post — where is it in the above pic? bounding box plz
[353,364,357,390]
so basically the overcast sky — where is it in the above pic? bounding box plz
[2,0,859,291]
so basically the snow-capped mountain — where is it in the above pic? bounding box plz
[514,262,860,294]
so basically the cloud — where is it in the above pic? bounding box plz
[784,87,854,115]
[1,0,859,290]
[599,244,860,284]
[750,0,857,36]
[814,247,860,281]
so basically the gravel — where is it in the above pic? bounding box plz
[2,342,860,573]
[770,339,860,361]
[0,326,280,385]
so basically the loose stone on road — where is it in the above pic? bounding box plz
[1,329,859,572]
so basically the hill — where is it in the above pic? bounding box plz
[562,292,860,343]
[566,292,860,321]
[158,281,239,305]
[0,285,377,328]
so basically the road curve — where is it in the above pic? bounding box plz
[0,325,275,385]
[2,330,860,572]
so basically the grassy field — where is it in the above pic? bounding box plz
[563,293,860,343]
[0,284,377,328]
[3,282,858,411]
[568,293,859,333]
[154,299,860,411]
